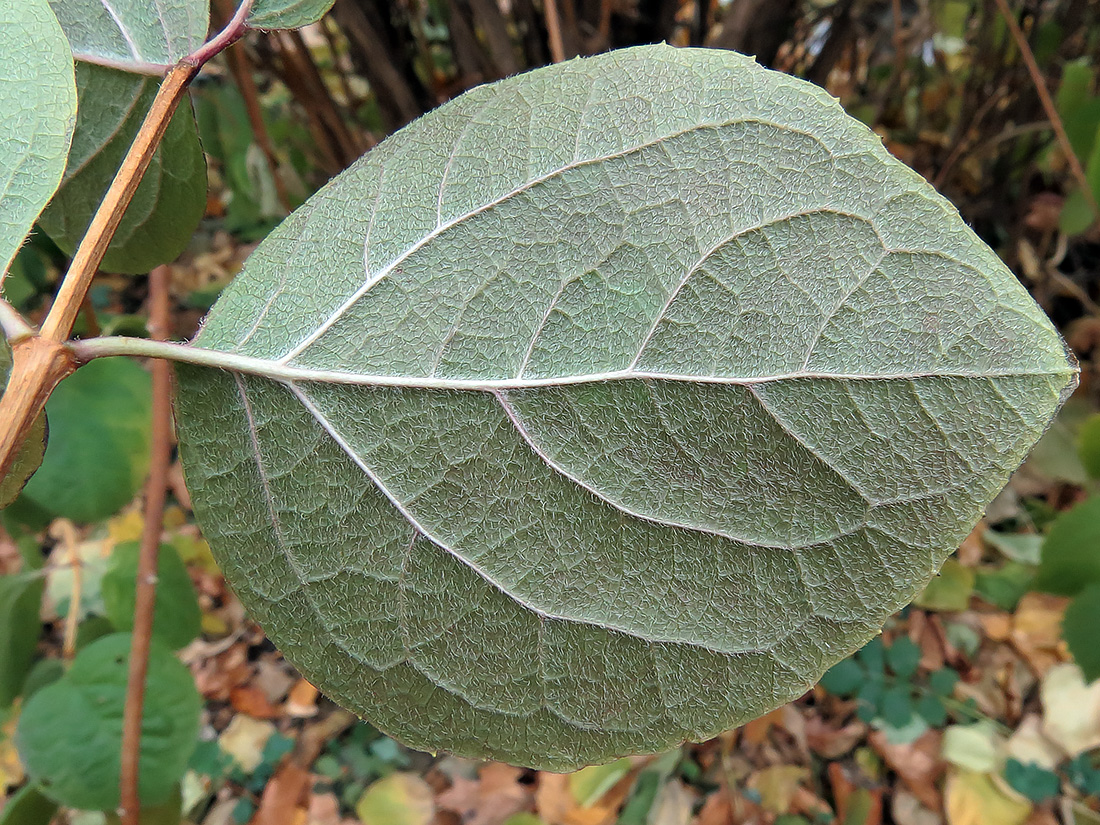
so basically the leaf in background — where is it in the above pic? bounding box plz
[0,0,75,279]
[1021,395,1091,485]
[915,558,975,612]
[19,357,151,522]
[0,784,59,825]
[1035,496,1100,596]
[247,0,336,30]
[15,633,201,810]
[43,0,208,273]
[0,571,45,707]
[174,45,1075,769]
[102,541,202,650]
[355,773,435,825]
[0,338,47,509]
[1063,582,1100,683]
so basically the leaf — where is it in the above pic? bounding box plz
[0,571,45,707]
[354,773,435,825]
[914,558,975,612]
[15,632,201,810]
[1080,413,1100,480]
[569,759,633,807]
[19,357,151,522]
[1002,759,1059,803]
[37,63,206,274]
[0,0,76,280]
[944,771,1030,825]
[0,784,59,825]
[173,45,1075,770]
[102,541,202,649]
[47,0,207,67]
[247,0,335,30]
[1063,583,1100,683]
[0,338,47,509]
[820,658,864,697]
[942,723,1003,773]
[1039,663,1100,756]
[1035,496,1100,596]
[887,637,921,680]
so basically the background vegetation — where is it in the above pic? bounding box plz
[3,0,1100,823]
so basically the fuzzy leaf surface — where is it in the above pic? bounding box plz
[0,0,75,280]
[174,45,1076,770]
[247,0,335,29]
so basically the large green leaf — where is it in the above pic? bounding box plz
[173,46,1076,769]
[38,63,206,274]
[20,357,152,522]
[16,633,202,810]
[0,0,75,279]
[248,0,335,29]
[43,1,208,273]
[0,570,45,707]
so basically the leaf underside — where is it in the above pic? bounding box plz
[48,0,208,66]
[174,46,1076,770]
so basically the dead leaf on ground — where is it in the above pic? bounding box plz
[436,763,532,825]
[253,760,311,825]
[870,729,944,811]
[747,765,807,815]
[945,770,1031,825]
[356,773,435,825]
[1040,663,1100,756]
[219,715,277,772]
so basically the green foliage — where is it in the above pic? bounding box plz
[1035,496,1100,596]
[174,44,1073,769]
[102,541,202,650]
[975,561,1034,611]
[0,0,76,278]
[16,632,201,810]
[914,558,975,612]
[248,0,336,30]
[47,0,207,65]
[1078,413,1100,479]
[18,357,152,522]
[1054,58,1100,235]
[1066,753,1100,797]
[0,570,45,707]
[314,725,410,813]
[0,784,59,825]
[821,637,960,741]
[1003,759,1061,803]
[38,64,207,274]
[1063,582,1100,683]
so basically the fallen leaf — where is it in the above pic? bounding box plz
[741,707,785,746]
[535,771,630,825]
[941,723,1004,774]
[253,760,311,825]
[1005,715,1063,770]
[870,729,944,811]
[892,789,943,825]
[806,716,867,759]
[1012,593,1071,676]
[1040,663,1100,756]
[747,765,807,814]
[286,679,319,718]
[356,773,434,825]
[436,763,532,825]
[648,781,694,825]
[219,715,276,772]
[945,771,1031,825]
[231,684,280,719]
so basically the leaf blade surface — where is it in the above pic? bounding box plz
[175,45,1076,769]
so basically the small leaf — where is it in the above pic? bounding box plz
[820,657,864,697]
[19,358,151,523]
[355,773,434,825]
[0,0,76,279]
[102,541,202,650]
[1003,759,1060,803]
[1064,583,1100,683]
[0,571,46,707]
[175,45,1075,769]
[915,694,947,727]
[975,562,1034,611]
[945,771,1031,825]
[880,685,914,728]
[983,530,1042,565]
[942,723,1003,773]
[886,637,921,679]
[1035,497,1100,596]
[914,558,975,612]
[0,784,59,825]
[929,668,960,697]
[569,759,632,807]
[15,633,201,810]
[247,0,336,29]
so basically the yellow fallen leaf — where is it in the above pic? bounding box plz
[748,765,808,814]
[218,714,276,772]
[945,771,1030,825]
[1041,663,1100,756]
[355,773,434,825]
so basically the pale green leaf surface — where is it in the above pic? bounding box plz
[174,46,1076,769]
[0,0,75,280]
[48,0,208,66]
[38,64,206,274]
[248,0,335,29]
